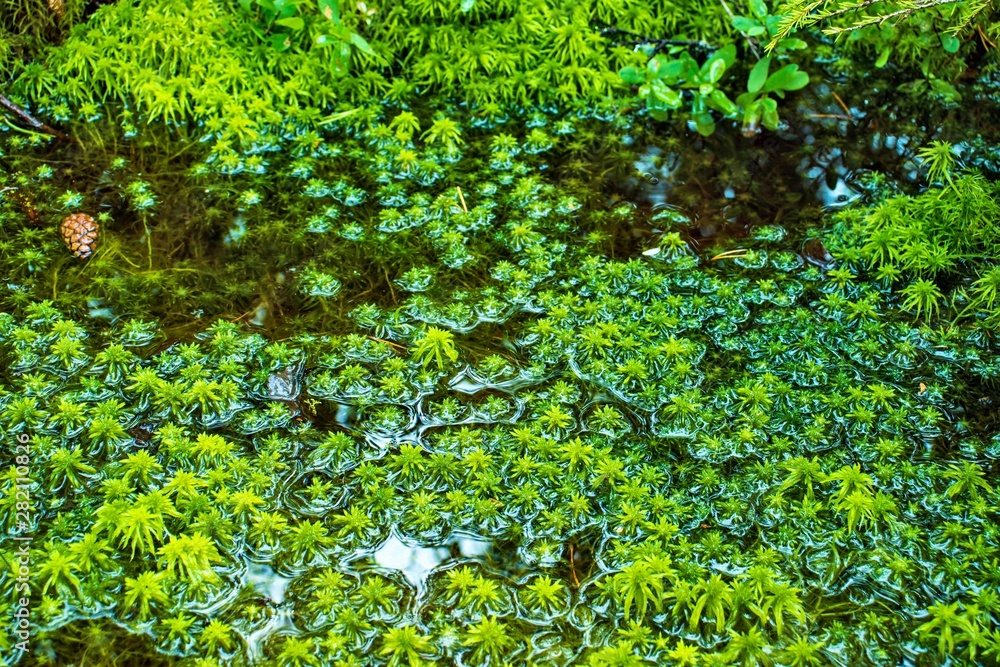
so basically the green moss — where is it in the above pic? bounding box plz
[827,143,1000,325]
[1,3,1000,664]
[3,188,1000,663]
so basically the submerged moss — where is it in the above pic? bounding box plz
[2,2,1000,663]
[2,174,999,663]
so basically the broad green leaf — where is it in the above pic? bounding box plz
[318,0,340,22]
[777,38,808,50]
[349,32,374,54]
[940,33,960,53]
[709,89,739,116]
[742,99,762,134]
[694,113,716,136]
[275,16,304,30]
[762,104,780,130]
[650,80,683,109]
[748,56,771,94]
[716,44,738,68]
[661,57,694,82]
[732,16,765,35]
[764,64,809,92]
[690,90,706,114]
[929,78,961,102]
[270,32,291,51]
[707,57,728,83]
[647,54,671,77]
[620,66,647,85]
[749,0,768,19]
[331,40,351,73]
[698,47,733,83]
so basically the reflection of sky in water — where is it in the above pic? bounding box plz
[246,561,292,603]
[374,533,492,591]
[244,562,297,662]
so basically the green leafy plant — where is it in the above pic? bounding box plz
[621,45,740,135]
[238,0,374,69]
[736,56,809,135]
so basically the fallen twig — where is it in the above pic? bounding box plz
[809,112,853,121]
[831,91,854,120]
[594,21,715,53]
[0,92,72,141]
[568,543,581,588]
[711,248,749,261]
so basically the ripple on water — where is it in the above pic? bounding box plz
[242,561,296,661]
[372,532,493,594]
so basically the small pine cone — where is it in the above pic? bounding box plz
[60,213,99,259]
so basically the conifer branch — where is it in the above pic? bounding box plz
[827,0,966,31]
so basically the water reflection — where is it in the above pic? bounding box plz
[245,561,292,603]
[373,532,493,592]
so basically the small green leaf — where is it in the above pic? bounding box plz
[741,99,762,134]
[647,54,672,77]
[777,38,808,50]
[929,78,961,102]
[764,64,809,92]
[762,114,779,130]
[875,46,891,68]
[732,16,760,31]
[748,56,771,94]
[732,16,765,35]
[707,57,728,83]
[940,33,960,53]
[661,56,694,82]
[275,16,304,30]
[749,0,768,19]
[650,80,683,109]
[349,32,374,55]
[698,48,733,84]
[270,33,291,51]
[694,113,716,136]
[715,44,737,68]
[709,89,739,116]
[318,0,340,22]
[461,0,476,10]
[620,66,647,85]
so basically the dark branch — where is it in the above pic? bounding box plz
[593,21,716,53]
[0,92,72,141]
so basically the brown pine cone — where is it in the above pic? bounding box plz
[60,213,99,259]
